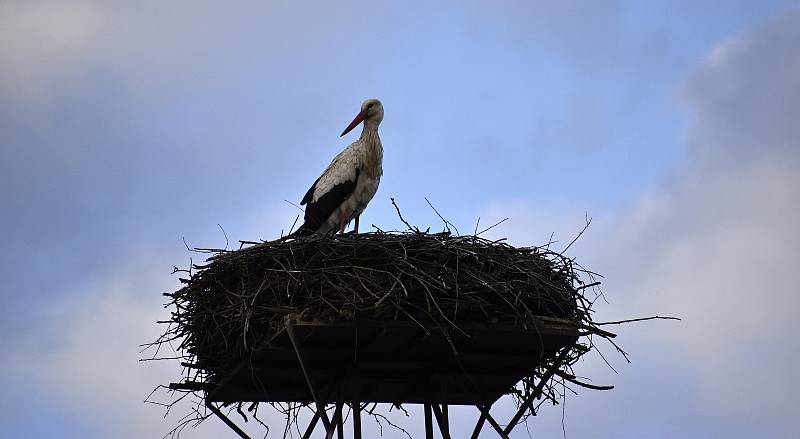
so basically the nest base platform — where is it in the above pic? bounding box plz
[172,318,578,438]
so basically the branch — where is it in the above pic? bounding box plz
[594,315,681,326]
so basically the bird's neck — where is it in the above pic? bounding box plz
[359,123,383,179]
[359,122,381,144]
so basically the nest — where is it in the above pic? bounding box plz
[145,213,643,439]
[162,230,606,388]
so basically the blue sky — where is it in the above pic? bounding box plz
[1,1,798,437]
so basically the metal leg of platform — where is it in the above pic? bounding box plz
[203,364,252,439]
[301,378,343,439]
[336,402,345,439]
[476,405,509,438]
[442,404,449,436]
[353,401,362,439]
[503,348,570,435]
[424,404,434,439]
[286,322,333,433]
[205,400,252,439]
[470,411,486,439]
[301,410,322,439]
[202,328,296,439]
[324,402,343,439]
[431,404,452,439]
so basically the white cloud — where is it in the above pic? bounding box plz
[0,200,320,437]
[0,0,377,111]
[481,8,800,437]
[683,9,800,162]
[0,1,103,106]
[0,255,277,438]
[4,2,799,437]
[608,12,800,432]
[606,159,799,423]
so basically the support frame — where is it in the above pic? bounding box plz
[202,323,575,438]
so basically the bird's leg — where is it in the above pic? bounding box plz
[354,215,360,234]
[339,211,346,234]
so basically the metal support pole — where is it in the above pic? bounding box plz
[325,402,343,439]
[504,348,570,435]
[470,412,486,439]
[301,378,343,439]
[476,405,509,438]
[336,402,345,439]
[431,404,452,439]
[301,410,322,439]
[442,404,449,436]
[424,404,434,439]
[353,402,362,439]
[287,322,332,432]
[205,400,252,439]
[202,328,294,439]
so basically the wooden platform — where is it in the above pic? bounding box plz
[193,318,579,406]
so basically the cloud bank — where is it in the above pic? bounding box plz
[1,1,798,437]
[518,9,800,438]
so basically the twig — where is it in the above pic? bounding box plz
[477,217,509,236]
[217,224,229,250]
[287,214,300,236]
[283,199,304,212]
[562,213,591,253]
[595,316,681,326]
[390,198,416,232]
[424,197,457,233]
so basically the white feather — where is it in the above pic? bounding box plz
[311,142,363,203]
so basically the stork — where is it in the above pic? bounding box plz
[292,99,384,236]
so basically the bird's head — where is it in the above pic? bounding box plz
[341,98,383,137]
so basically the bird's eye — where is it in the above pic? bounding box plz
[367,103,374,109]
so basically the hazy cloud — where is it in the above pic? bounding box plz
[0,262,243,437]
[613,11,800,433]
[2,2,798,437]
[484,9,800,437]
[684,9,800,162]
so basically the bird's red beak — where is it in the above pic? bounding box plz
[340,110,366,137]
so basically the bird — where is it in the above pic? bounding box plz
[292,99,384,236]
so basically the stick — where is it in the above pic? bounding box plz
[595,315,681,326]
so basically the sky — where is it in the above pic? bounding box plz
[1,1,799,437]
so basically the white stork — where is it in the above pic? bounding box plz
[293,99,384,236]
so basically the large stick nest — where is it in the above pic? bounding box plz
[163,230,603,385]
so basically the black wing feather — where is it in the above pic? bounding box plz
[294,169,360,235]
[300,177,320,206]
